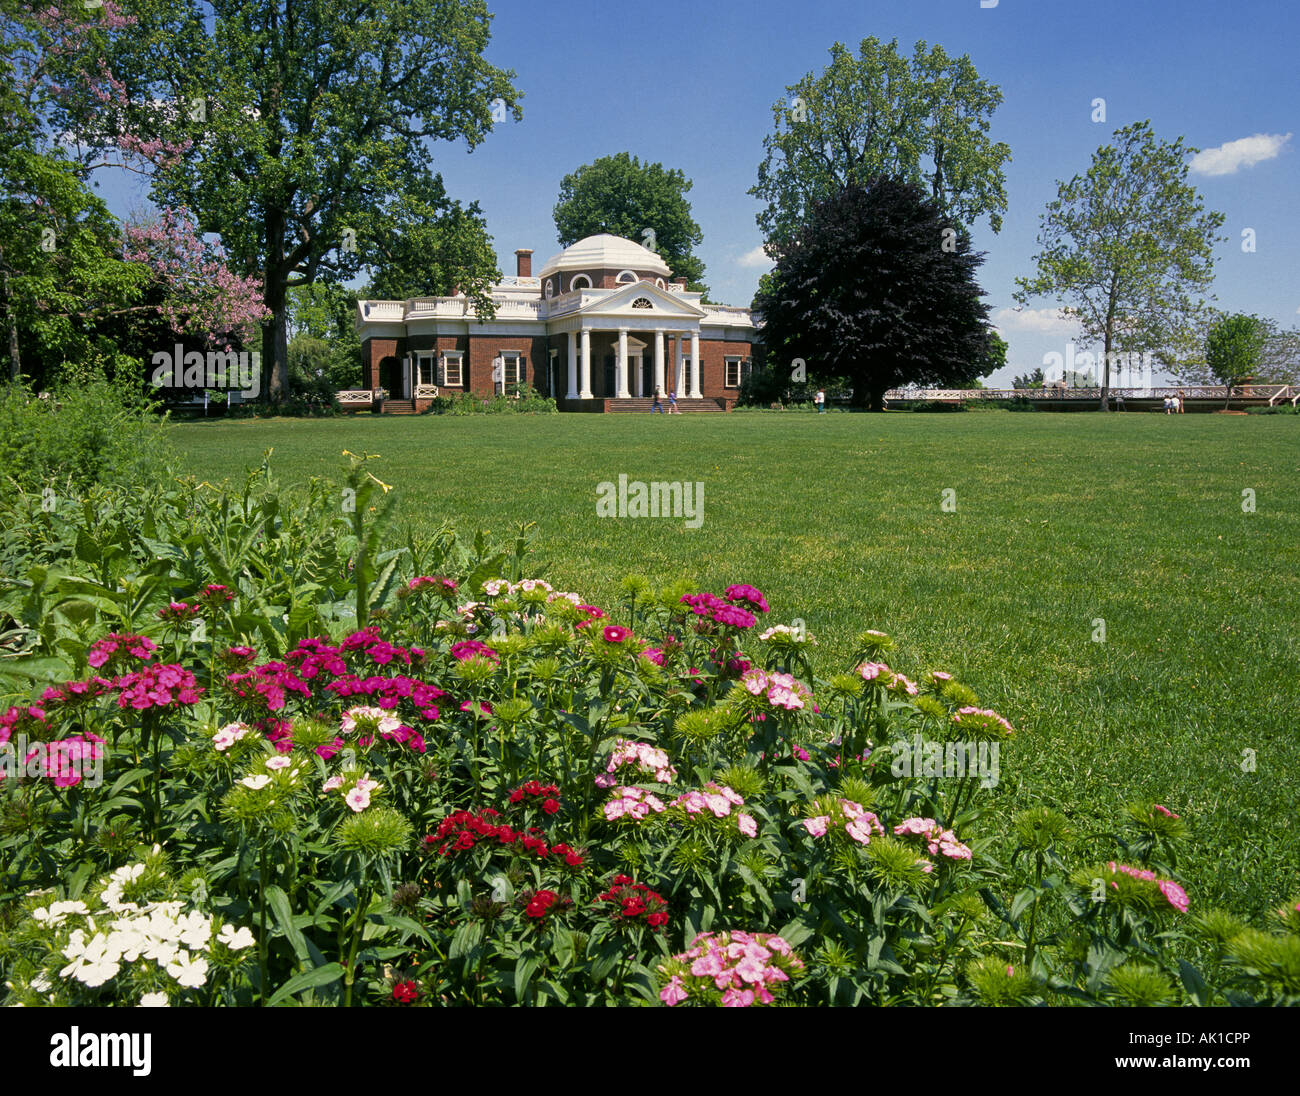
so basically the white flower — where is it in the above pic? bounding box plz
[217,923,256,951]
[213,722,251,751]
[34,899,89,927]
[108,927,149,962]
[265,756,291,771]
[165,952,208,989]
[31,974,52,994]
[176,911,213,951]
[145,939,180,966]
[240,774,272,790]
[322,775,344,792]
[344,787,371,812]
[138,992,169,1007]
[60,934,121,987]
[110,863,146,886]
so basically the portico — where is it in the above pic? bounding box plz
[551,279,707,404]
[356,233,755,412]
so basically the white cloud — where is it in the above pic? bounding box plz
[1190,133,1291,176]
[991,307,1078,334]
[737,244,772,269]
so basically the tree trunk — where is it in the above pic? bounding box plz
[262,208,290,404]
[1099,330,1112,412]
[261,278,289,404]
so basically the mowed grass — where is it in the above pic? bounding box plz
[172,410,1300,914]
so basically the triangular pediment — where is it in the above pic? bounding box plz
[575,280,708,320]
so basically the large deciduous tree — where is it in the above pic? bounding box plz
[751,38,1011,252]
[553,153,707,293]
[754,176,994,412]
[85,0,521,403]
[2,2,271,387]
[1014,121,1225,410]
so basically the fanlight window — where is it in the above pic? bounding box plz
[631,297,653,310]
[616,270,637,284]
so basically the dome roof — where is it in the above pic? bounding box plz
[536,233,672,279]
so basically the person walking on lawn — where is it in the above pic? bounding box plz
[651,388,664,413]
[668,389,679,414]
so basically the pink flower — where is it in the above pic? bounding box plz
[737,812,757,838]
[721,987,755,1007]
[802,816,830,838]
[345,787,371,812]
[602,625,632,644]
[1158,880,1189,913]
[660,975,689,1006]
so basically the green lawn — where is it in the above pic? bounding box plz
[171,410,1300,914]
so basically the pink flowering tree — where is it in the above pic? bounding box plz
[121,206,270,352]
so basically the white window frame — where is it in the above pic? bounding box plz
[501,350,525,388]
[616,269,638,284]
[415,352,437,387]
[569,273,592,291]
[440,351,463,387]
[725,356,743,389]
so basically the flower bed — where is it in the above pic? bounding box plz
[0,457,1295,1006]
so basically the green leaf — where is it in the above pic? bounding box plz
[266,962,344,1006]
[265,885,310,964]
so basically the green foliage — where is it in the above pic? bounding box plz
[751,37,1012,250]
[0,375,175,495]
[1205,313,1269,402]
[553,152,707,293]
[755,176,993,410]
[96,0,523,401]
[428,385,557,415]
[1014,121,1226,405]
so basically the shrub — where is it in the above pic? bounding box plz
[0,374,175,495]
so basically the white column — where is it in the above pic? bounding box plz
[617,328,631,398]
[689,331,702,398]
[654,330,665,395]
[675,334,684,396]
[579,328,592,399]
[566,331,578,398]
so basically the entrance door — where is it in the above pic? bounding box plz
[379,357,402,395]
[604,355,615,397]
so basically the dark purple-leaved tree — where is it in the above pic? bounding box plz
[755,176,995,411]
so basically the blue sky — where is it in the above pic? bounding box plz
[101,0,1300,385]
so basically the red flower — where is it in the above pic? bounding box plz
[525,890,559,919]
[392,981,420,1003]
[542,798,561,815]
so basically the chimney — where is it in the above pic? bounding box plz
[673,277,687,289]
[515,248,533,278]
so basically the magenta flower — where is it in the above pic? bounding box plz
[602,625,633,644]
[723,584,770,613]
[1158,880,1190,913]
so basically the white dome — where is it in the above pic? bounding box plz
[536,233,672,279]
